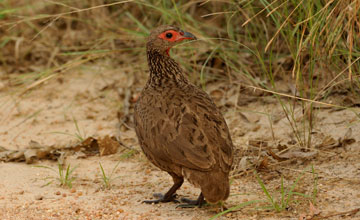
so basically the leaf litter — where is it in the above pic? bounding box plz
[0,135,123,164]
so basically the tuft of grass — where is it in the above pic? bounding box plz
[254,169,313,212]
[211,166,319,219]
[72,116,85,142]
[98,149,137,189]
[35,163,78,188]
[48,116,85,142]
[250,0,360,148]
[99,161,121,190]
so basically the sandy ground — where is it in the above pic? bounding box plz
[0,63,360,220]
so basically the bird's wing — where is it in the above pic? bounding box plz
[134,86,233,172]
[159,88,233,172]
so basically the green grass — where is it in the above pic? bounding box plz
[255,167,317,212]
[211,166,318,219]
[35,163,78,188]
[99,161,121,190]
[49,116,85,142]
[98,149,137,189]
[209,200,262,220]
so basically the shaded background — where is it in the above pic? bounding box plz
[1,0,359,95]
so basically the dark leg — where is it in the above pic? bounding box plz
[177,193,206,208]
[143,173,184,204]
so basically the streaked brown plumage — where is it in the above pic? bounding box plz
[134,25,234,207]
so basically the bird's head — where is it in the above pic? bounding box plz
[147,25,197,56]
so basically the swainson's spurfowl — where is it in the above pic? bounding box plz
[134,25,234,207]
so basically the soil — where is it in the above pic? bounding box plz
[0,63,359,220]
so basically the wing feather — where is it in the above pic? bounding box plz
[134,85,233,172]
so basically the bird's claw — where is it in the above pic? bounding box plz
[176,197,207,208]
[143,193,179,204]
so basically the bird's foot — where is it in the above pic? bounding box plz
[143,193,180,204]
[176,197,207,208]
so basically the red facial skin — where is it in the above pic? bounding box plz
[158,30,193,56]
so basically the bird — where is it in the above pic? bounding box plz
[134,25,234,207]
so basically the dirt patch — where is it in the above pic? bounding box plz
[1,65,360,219]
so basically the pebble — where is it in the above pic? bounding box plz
[35,195,43,200]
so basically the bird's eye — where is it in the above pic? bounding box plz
[165,32,173,38]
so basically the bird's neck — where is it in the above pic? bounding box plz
[146,49,188,88]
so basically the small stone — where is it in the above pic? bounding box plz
[70,188,76,193]
[55,191,61,195]
[35,195,43,200]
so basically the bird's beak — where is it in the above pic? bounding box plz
[179,30,197,40]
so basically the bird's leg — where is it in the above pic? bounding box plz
[143,174,184,204]
[177,193,206,208]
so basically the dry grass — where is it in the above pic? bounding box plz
[1,1,359,82]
